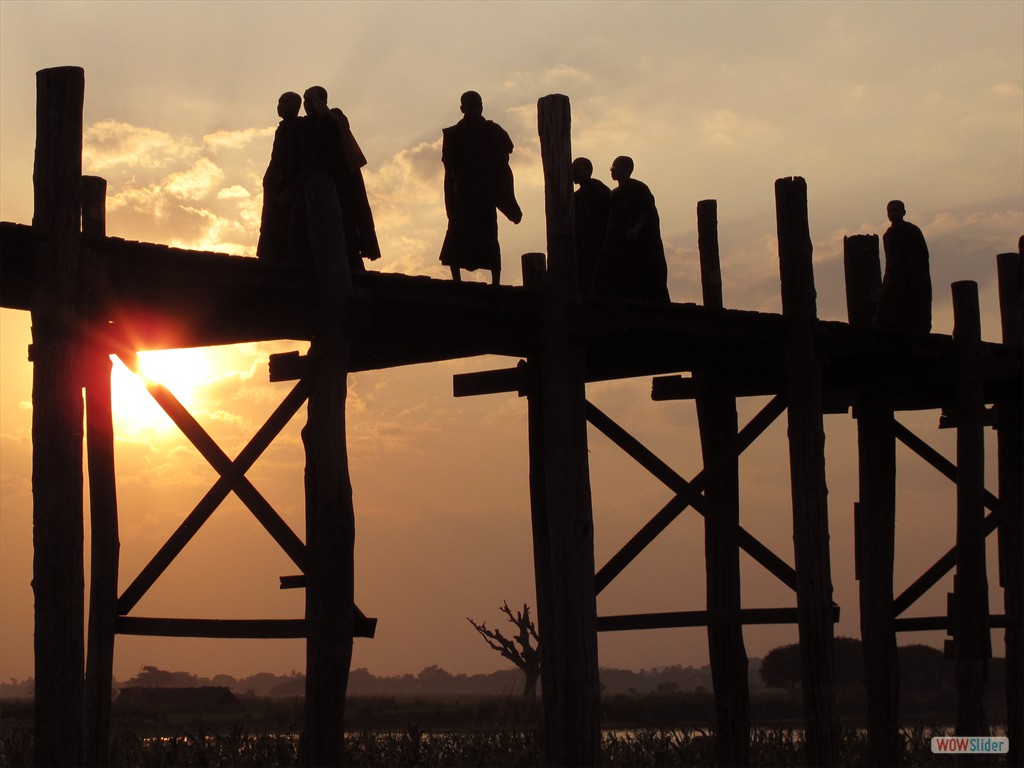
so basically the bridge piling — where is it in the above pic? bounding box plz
[845,233,900,768]
[775,176,839,767]
[695,198,750,767]
[30,65,87,768]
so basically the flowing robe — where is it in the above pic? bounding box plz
[574,177,611,296]
[439,116,520,272]
[877,219,931,333]
[594,178,670,302]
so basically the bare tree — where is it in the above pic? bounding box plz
[468,602,541,701]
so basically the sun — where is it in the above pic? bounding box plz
[109,347,214,432]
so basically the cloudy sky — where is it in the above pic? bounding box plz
[1,1,1021,684]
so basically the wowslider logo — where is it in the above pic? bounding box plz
[931,736,1009,754]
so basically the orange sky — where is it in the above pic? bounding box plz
[1,1,1021,683]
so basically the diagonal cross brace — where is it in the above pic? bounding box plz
[587,396,797,594]
[892,418,1002,616]
[117,356,313,614]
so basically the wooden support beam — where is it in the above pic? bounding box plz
[951,280,990,738]
[996,248,1023,768]
[117,617,307,639]
[116,612,377,639]
[590,397,796,593]
[116,374,312,614]
[597,606,839,632]
[694,198,749,767]
[30,65,86,768]
[775,176,838,766]
[522,253,559,768]
[895,615,1008,633]
[82,176,119,768]
[534,93,600,767]
[845,233,900,768]
[892,419,1002,616]
[452,364,526,397]
[300,172,356,767]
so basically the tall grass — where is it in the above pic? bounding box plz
[2,724,1008,767]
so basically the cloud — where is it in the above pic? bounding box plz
[84,120,198,172]
[541,64,590,88]
[203,127,274,151]
[990,82,1022,99]
[164,158,225,200]
[217,185,251,200]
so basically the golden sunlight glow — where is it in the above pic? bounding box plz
[110,348,214,432]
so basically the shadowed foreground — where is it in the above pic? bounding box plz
[0,724,999,768]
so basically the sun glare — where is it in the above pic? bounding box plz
[110,348,214,432]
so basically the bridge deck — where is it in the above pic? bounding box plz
[2,221,1019,409]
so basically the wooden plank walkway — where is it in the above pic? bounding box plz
[3,221,1018,409]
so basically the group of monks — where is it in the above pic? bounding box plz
[257,86,380,273]
[257,89,932,332]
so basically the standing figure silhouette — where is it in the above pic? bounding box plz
[594,156,670,302]
[439,91,522,286]
[572,157,611,297]
[257,91,303,263]
[876,199,931,333]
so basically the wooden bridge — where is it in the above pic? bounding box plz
[2,67,1021,767]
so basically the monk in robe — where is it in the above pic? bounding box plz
[572,157,611,297]
[594,155,670,302]
[876,199,931,334]
[439,91,522,286]
[257,91,303,262]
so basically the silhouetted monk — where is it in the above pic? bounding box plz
[593,156,670,302]
[257,92,303,262]
[572,157,610,296]
[291,85,381,271]
[439,91,522,285]
[876,199,931,333]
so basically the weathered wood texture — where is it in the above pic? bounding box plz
[535,94,600,767]
[30,66,86,768]
[590,397,795,593]
[695,199,749,768]
[996,249,1023,768]
[522,256,559,764]
[115,372,312,615]
[775,176,838,767]
[845,234,900,768]
[83,176,119,768]
[843,234,881,328]
[951,281,990,740]
[300,173,356,768]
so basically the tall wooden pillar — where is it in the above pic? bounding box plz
[695,199,749,767]
[844,234,900,767]
[775,177,838,767]
[534,94,600,766]
[522,253,558,733]
[996,249,1022,768]
[299,172,356,767]
[950,281,989,738]
[82,175,120,768]
[31,65,86,768]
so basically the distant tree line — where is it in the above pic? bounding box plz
[760,637,1006,697]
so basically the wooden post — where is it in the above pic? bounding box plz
[843,234,881,328]
[30,65,86,768]
[522,253,557,733]
[695,199,749,767]
[82,175,119,768]
[775,177,838,767]
[996,249,1022,768]
[951,280,989,739]
[299,172,355,767]
[845,234,900,767]
[535,94,600,766]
